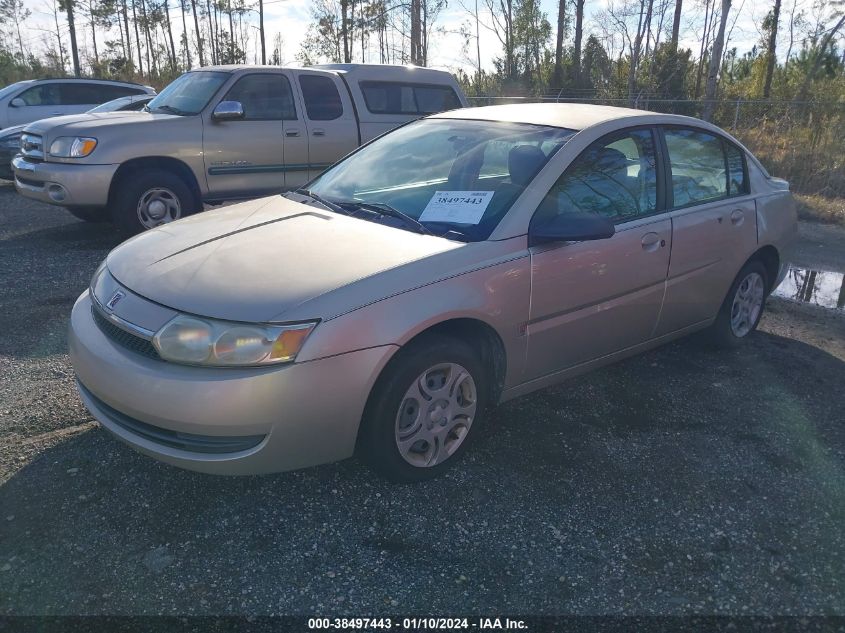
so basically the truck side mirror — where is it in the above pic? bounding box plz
[212,101,244,121]
[9,98,25,108]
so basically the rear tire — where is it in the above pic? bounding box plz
[65,206,108,223]
[358,335,490,483]
[707,260,768,348]
[111,169,198,235]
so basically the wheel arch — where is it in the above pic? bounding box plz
[746,244,780,293]
[107,156,202,209]
[394,316,508,405]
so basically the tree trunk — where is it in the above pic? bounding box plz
[163,0,178,72]
[762,0,781,98]
[189,0,204,65]
[627,0,648,105]
[64,0,82,76]
[573,0,585,86]
[226,0,234,61]
[131,0,144,75]
[89,0,99,68]
[671,0,682,48]
[553,0,564,86]
[702,0,731,121]
[139,0,156,75]
[258,0,265,63]
[410,0,421,64]
[180,0,192,67]
[121,0,132,67]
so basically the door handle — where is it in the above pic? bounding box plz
[730,209,745,225]
[51,112,63,116]
[285,129,300,137]
[312,129,326,136]
[641,232,664,252]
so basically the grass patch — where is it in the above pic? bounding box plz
[795,194,845,226]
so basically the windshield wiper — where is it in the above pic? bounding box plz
[343,201,435,236]
[291,189,349,216]
[152,104,187,116]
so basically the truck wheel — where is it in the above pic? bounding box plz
[66,206,108,223]
[112,169,198,235]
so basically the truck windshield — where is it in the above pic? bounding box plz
[305,118,575,242]
[147,71,229,116]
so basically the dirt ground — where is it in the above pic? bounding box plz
[0,183,843,616]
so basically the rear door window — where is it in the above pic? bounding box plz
[664,128,729,207]
[60,83,110,105]
[725,142,748,196]
[298,75,343,120]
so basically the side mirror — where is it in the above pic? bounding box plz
[529,212,615,246]
[9,98,25,108]
[212,100,244,121]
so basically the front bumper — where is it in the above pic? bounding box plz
[69,291,397,475]
[12,155,117,207]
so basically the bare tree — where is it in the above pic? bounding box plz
[762,0,781,98]
[59,0,82,76]
[702,0,731,120]
[553,0,565,84]
[573,0,586,86]
[670,0,682,47]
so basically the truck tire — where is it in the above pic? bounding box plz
[65,206,108,223]
[111,169,198,235]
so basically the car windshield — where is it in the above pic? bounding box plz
[87,96,147,113]
[146,71,228,116]
[306,118,575,241]
[0,81,29,100]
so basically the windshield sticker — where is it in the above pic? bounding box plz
[419,191,495,224]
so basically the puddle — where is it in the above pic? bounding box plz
[773,266,845,310]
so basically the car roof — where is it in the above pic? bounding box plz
[32,77,150,88]
[431,102,702,131]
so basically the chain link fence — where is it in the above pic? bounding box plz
[466,95,845,198]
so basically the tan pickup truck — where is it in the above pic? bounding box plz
[12,64,467,233]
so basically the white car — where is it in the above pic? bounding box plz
[0,78,154,130]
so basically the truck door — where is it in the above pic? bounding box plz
[203,72,294,199]
[294,72,359,181]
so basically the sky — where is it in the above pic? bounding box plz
[18,0,833,77]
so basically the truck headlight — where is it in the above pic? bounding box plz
[49,136,98,158]
[153,315,317,366]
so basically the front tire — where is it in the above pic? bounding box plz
[358,335,490,482]
[708,260,768,348]
[111,169,198,235]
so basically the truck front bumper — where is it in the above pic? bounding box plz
[12,155,117,207]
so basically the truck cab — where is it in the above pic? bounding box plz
[12,65,467,234]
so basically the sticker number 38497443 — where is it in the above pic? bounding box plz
[418,191,495,225]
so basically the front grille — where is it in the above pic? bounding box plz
[92,307,160,360]
[78,382,266,454]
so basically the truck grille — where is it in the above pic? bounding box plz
[92,307,161,360]
[20,132,44,161]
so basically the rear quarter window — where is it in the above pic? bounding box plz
[359,81,460,115]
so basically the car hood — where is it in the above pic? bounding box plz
[107,196,464,323]
[0,123,26,138]
[23,111,176,136]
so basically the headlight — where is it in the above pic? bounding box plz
[0,133,20,150]
[49,136,97,158]
[152,314,317,366]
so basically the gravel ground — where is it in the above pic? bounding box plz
[0,182,843,616]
